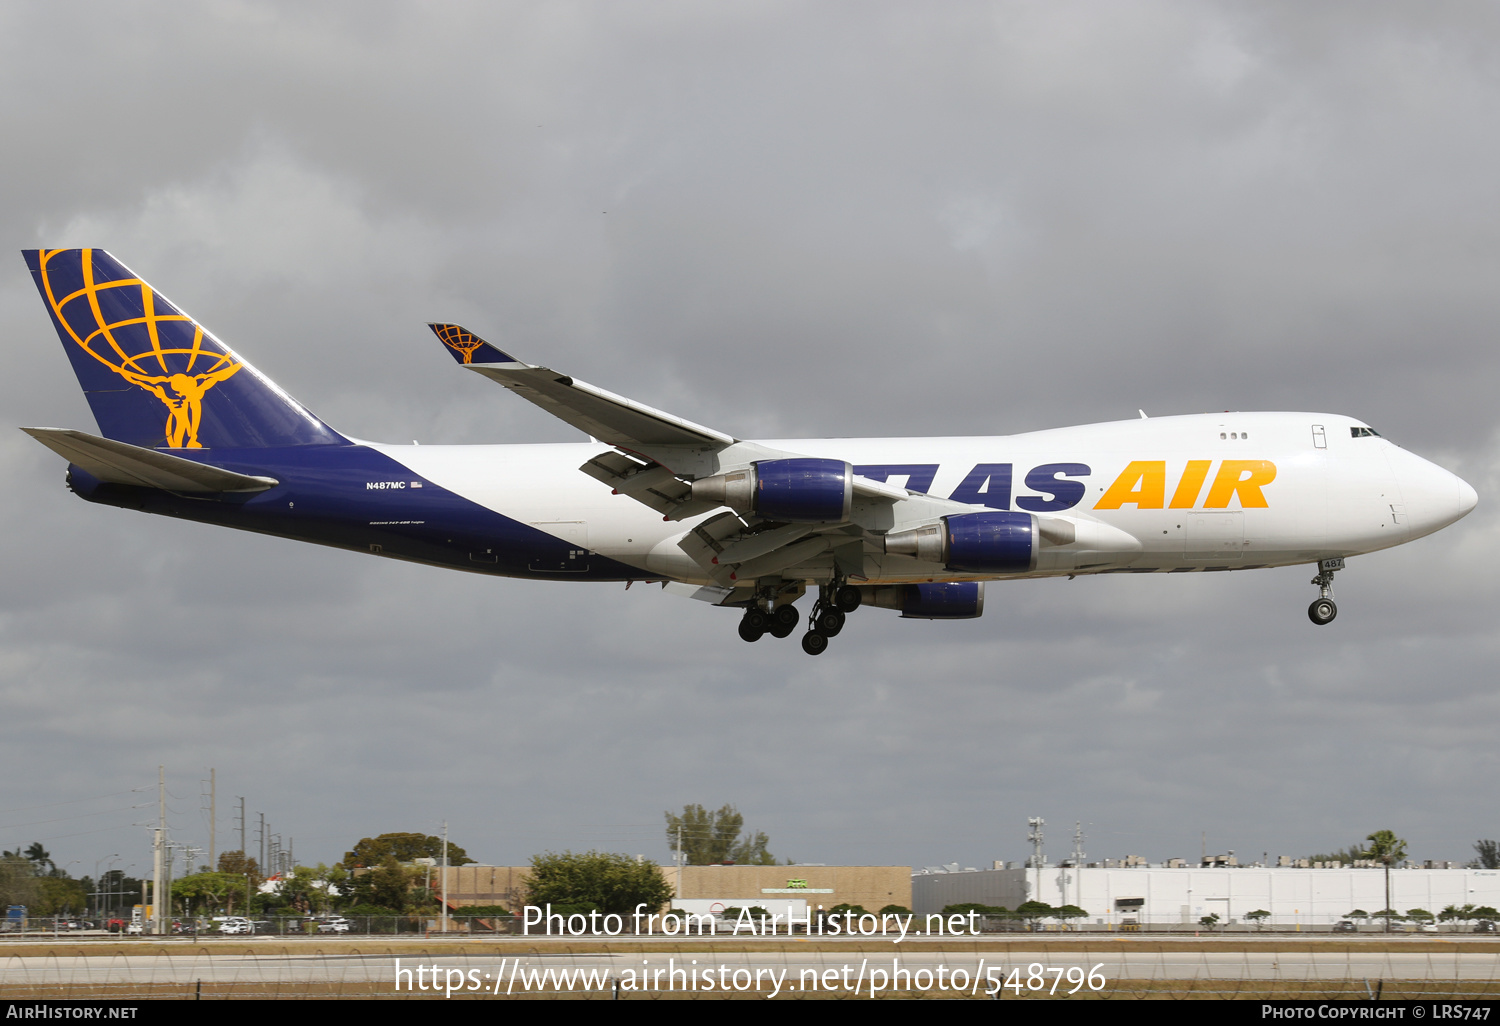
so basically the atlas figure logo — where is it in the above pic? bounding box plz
[34,249,242,449]
[21,249,1477,655]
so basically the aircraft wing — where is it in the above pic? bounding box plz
[426,323,1002,588]
[428,324,735,452]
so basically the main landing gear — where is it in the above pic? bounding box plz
[737,603,798,642]
[1308,557,1343,626]
[738,583,861,655]
[799,583,861,656]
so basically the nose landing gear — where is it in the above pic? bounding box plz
[1308,558,1343,625]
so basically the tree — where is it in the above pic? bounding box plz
[1439,904,1476,930]
[1306,844,1366,866]
[1473,840,1500,870]
[1052,904,1088,929]
[33,877,87,915]
[2,843,58,877]
[0,854,40,910]
[344,855,422,912]
[1245,909,1272,931]
[25,843,55,875]
[1363,830,1408,931]
[943,902,1008,917]
[277,865,342,915]
[664,805,774,865]
[340,833,474,869]
[172,872,246,915]
[217,850,262,885]
[1015,901,1054,929]
[1363,830,1408,864]
[525,851,674,916]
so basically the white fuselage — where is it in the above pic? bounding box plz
[371,411,1475,586]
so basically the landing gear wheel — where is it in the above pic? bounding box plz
[801,631,829,656]
[1308,558,1343,627]
[815,607,845,636]
[835,585,862,612]
[1308,598,1337,626]
[768,604,799,639]
[739,608,768,642]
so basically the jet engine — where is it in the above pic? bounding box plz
[883,510,1036,573]
[692,458,853,523]
[862,582,986,619]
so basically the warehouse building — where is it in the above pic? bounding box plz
[912,864,1500,927]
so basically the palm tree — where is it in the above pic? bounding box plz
[1364,831,1408,932]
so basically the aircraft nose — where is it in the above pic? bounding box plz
[1458,475,1478,517]
[1388,447,1476,539]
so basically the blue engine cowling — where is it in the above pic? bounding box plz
[884,510,1036,573]
[754,458,852,522]
[691,458,853,522]
[862,582,986,619]
[944,510,1036,573]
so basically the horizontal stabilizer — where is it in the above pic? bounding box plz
[22,428,279,494]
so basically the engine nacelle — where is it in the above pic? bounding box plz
[691,458,853,522]
[862,582,986,619]
[883,510,1036,573]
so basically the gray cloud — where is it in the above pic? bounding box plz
[0,2,1495,877]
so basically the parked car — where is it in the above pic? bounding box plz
[1332,920,1357,932]
[316,918,351,934]
[218,917,254,935]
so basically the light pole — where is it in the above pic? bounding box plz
[94,855,120,920]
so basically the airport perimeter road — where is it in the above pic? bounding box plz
[4,940,1500,998]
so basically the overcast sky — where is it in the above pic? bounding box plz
[2,1,1498,881]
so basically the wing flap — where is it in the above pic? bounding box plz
[579,450,723,521]
[22,427,279,494]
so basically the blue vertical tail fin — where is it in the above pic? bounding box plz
[24,249,346,449]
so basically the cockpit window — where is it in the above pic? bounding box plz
[1350,427,1382,438]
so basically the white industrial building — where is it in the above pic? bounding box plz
[912,866,1500,928]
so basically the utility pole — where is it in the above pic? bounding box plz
[153,766,165,936]
[1071,821,1086,908]
[237,797,245,859]
[1027,817,1045,904]
[441,822,449,935]
[209,768,216,868]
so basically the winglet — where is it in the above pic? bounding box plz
[428,323,520,365]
